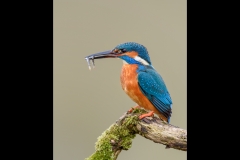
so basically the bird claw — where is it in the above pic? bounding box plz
[127,107,134,114]
[127,106,140,113]
[139,111,154,119]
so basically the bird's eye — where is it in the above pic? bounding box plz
[112,49,127,54]
[121,49,127,53]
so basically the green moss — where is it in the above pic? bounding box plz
[85,125,115,160]
[85,114,141,160]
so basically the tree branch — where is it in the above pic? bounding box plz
[85,108,187,160]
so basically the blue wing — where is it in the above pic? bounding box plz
[137,66,172,122]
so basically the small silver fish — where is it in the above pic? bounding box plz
[84,50,114,70]
[85,56,95,70]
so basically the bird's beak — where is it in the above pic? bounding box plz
[85,50,117,60]
[84,50,118,70]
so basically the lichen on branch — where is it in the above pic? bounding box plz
[85,108,187,160]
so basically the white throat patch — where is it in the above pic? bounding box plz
[134,56,149,65]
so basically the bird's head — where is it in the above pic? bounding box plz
[85,42,152,68]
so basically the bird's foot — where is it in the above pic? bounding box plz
[139,111,154,119]
[127,106,140,113]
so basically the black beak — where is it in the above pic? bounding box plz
[85,50,117,60]
[84,50,117,70]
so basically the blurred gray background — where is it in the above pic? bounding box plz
[53,0,186,160]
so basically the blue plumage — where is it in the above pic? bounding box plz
[120,55,142,65]
[137,66,172,122]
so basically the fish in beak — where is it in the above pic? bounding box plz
[84,50,118,70]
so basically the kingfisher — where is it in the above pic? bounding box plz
[85,42,172,123]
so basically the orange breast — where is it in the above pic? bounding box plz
[120,64,167,121]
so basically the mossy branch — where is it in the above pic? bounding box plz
[85,108,187,160]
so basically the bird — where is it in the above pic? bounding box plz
[85,42,172,123]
